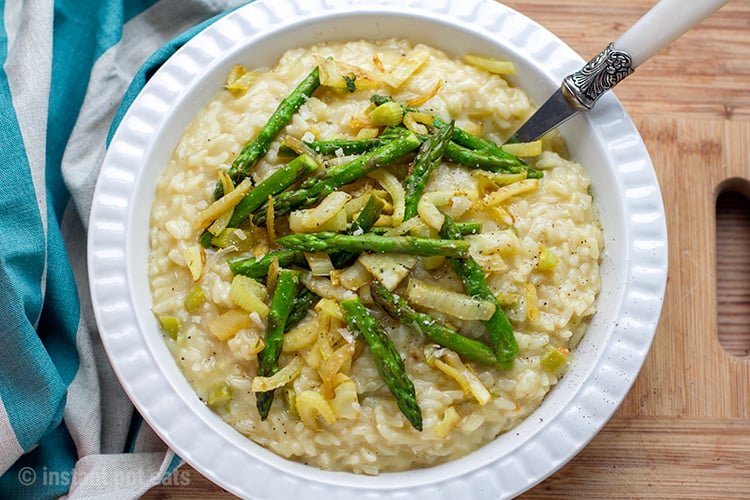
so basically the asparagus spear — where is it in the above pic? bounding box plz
[214,67,321,198]
[456,221,481,235]
[369,221,481,236]
[229,254,320,332]
[330,194,385,269]
[276,232,468,257]
[230,196,384,279]
[256,269,299,419]
[440,215,518,362]
[444,141,541,177]
[403,121,455,220]
[279,127,408,156]
[369,95,542,177]
[285,286,320,331]
[371,95,495,151]
[252,132,421,225]
[371,281,511,369]
[228,251,307,280]
[340,297,422,430]
[347,194,385,235]
[432,116,508,154]
[228,154,319,227]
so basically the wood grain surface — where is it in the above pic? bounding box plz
[145,1,750,497]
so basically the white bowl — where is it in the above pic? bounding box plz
[88,0,668,497]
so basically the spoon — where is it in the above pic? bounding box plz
[513,0,730,143]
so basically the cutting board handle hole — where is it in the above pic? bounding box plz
[715,179,750,358]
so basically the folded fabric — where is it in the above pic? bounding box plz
[0,1,245,498]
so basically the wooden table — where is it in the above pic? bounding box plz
[146,1,750,497]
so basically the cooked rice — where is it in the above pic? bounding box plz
[148,39,603,473]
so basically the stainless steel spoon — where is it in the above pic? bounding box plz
[513,0,730,143]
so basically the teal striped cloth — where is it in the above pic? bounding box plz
[0,1,244,497]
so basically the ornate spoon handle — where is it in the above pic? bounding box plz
[563,0,729,111]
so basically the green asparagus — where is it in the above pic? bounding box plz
[403,121,455,220]
[230,196,384,281]
[285,286,320,332]
[371,281,512,369]
[444,141,542,177]
[369,95,542,178]
[369,221,481,236]
[330,194,385,269]
[198,230,214,248]
[228,251,306,280]
[228,154,318,227]
[371,95,500,151]
[276,232,468,257]
[340,297,422,430]
[440,215,518,362]
[256,269,299,419]
[252,132,421,225]
[214,67,321,198]
[279,127,408,157]
[432,116,507,153]
[456,221,481,235]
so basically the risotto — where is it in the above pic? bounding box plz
[148,39,603,474]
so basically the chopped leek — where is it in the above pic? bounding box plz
[282,320,319,353]
[320,342,356,399]
[252,357,304,392]
[356,127,380,139]
[358,253,417,291]
[422,255,446,271]
[383,45,430,88]
[208,382,233,408]
[296,390,337,429]
[541,345,568,373]
[315,298,345,322]
[407,278,496,321]
[434,406,460,438]
[331,374,360,419]
[194,177,253,230]
[229,275,269,318]
[370,101,404,127]
[208,309,252,341]
[184,285,205,313]
[538,246,559,271]
[289,191,351,232]
[525,283,539,322]
[484,179,539,206]
[207,209,233,236]
[472,170,527,187]
[502,140,543,157]
[368,169,405,227]
[331,261,372,290]
[464,54,516,75]
[181,244,205,281]
[158,315,181,340]
[305,252,335,277]
[425,345,491,405]
[300,272,355,301]
[280,135,324,167]
[285,387,299,418]
[317,56,379,91]
[225,64,259,93]
[403,112,428,135]
[210,228,253,251]
[417,193,445,231]
[384,217,426,237]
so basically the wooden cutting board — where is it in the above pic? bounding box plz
[146,1,750,497]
